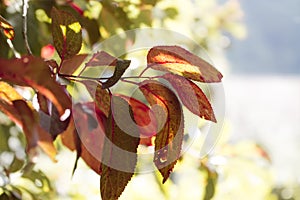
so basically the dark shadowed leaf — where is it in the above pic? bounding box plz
[162,73,216,122]
[60,54,88,75]
[51,7,82,60]
[37,92,49,115]
[147,45,223,83]
[82,80,111,116]
[101,59,131,89]
[139,80,184,183]
[81,17,101,45]
[13,100,56,161]
[100,96,140,200]
[0,15,14,40]
[0,56,71,117]
[39,104,71,140]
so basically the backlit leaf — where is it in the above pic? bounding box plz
[162,73,216,122]
[85,51,117,67]
[0,56,71,118]
[82,80,111,116]
[147,45,223,83]
[51,7,82,60]
[117,94,157,138]
[0,15,14,40]
[100,96,140,200]
[139,80,184,183]
[61,102,106,175]
[60,54,88,75]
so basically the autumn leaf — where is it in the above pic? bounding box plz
[51,7,82,60]
[139,80,184,183]
[60,54,88,75]
[101,59,131,89]
[0,56,71,118]
[100,96,140,200]
[13,100,57,161]
[84,51,131,89]
[162,73,216,122]
[82,80,111,117]
[39,104,71,140]
[147,45,223,83]
[117,94,157,138]
[72,103,106,175]
[0,15,14,40]
[85,51,118,67]
[0,80,66,159]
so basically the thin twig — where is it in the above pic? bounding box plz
[58,73,109,80]
[22,0,32,54]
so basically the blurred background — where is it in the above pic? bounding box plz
[0,0,299,199]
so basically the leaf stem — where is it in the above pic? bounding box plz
[138,66,150,77]
[22,0,32,55]
[58,73,109,80]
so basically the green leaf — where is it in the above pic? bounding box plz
[51,7,82,60]
[147,45,223,83]
[100,96,140,200]
[200,162,218,200]
[162,73,216,122]
[139,80,184,183]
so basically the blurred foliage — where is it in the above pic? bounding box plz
[1,0,295,200]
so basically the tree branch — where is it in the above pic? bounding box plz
[22,0,32,54]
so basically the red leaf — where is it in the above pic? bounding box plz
[0,56,71,118]
[117,94,157,145]
[51,7,82,60]
[82,80,111,116]
[61,102,106,175]
[147,45,223,83]
[139,80,184,183]
[162,73,216,122]
[86,51,118,67]
[100,96,140,200]
[60,54,88,75]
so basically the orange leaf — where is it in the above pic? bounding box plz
[100,96,140,200]
[162,73,216,122]
[0,15,14,40]
[0,56,71,118]
[147,45,223,83]
[139,80,184,183]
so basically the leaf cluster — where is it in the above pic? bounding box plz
[0,6,223,200]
